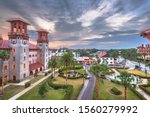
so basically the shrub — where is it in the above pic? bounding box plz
[25,81,31,88]
[38,83,48,98]
[110,87,122,95]
[45,72,48,76]
[12,80,20,83]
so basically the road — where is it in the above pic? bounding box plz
[78,64,96,100]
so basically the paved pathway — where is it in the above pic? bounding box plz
[136,86,150,100]
[9,73,52,100]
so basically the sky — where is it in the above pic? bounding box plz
[0,0,150,49]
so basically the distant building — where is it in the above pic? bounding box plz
[0,18,50,84]
[98,51,124,67]
[137,44,150,60]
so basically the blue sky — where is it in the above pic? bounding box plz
[0,0,150,49]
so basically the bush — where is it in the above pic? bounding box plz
[110,87,122,95]
[45,72,48,76]
[11,80,20,83]
[25,81,31,88]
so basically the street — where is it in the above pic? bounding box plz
[78,64,96,100]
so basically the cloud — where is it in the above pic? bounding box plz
[106,13,135,30]
[0,0,150,49]
[34,17,56,33]
[77,0,117,27]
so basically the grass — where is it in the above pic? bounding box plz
[117,69,150,78]
[78,69,86,74]
[18,79,66,100]
[30,76,43,84]
[53,77,83,99]
[0,85,24,100]
[93,79,141,100]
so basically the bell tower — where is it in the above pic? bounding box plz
[7,18,30,81]
[37,29,49,70]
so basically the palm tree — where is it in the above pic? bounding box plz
[118,71,133,100]
[48,58,57,78]
[141,52,148,77]
[0,50,10,95]
[61,52,73,85]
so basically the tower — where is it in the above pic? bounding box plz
[37,29,49,70]
[7,18,30,81]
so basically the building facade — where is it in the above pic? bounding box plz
[0,18,50,83]
[137,44,150,60]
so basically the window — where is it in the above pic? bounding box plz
[13,57,15,61]
[29,55,31,57]
[13,76,16,81]
[13,64,15,69]
[24,74,26,78]
[24,56,26,61]
[13,49,15,53]
[4,65,7,70]
[24,64,26,68]
[24,49,26,53]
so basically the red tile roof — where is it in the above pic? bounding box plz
[98,51,107,58]
[29,62,43,71]
[29,43,38,50]
[0,40,11,49]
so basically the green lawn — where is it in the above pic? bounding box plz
[0,85,24,100]
[18,79,66,100]
[94,79,141,100]
[117,69,150,79]
[30,76,43,84]
[78,69,86,74]
[53,77,83,100]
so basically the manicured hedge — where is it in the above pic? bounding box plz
[110,87,122,95]
[111,80,146,100]
[139,84,150,96]
[48,78,73,100]
[24,81,31,88]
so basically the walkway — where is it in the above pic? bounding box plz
[9,73,52,100]
[136,86,150,100]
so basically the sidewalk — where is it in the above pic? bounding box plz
[9,73,52,100]
[136,86,150,100]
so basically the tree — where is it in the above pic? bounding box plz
[38,84,48,98]
[90,64,109,78]
[48,58,57,78]
[118,71,133,100]
[61,52,73,85]
[141,52,148,77]
[0,50,10,95]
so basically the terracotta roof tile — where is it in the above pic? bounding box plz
[0,40,11,49]
[29,62,43,71]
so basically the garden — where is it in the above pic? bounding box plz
[93,79,144,100]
